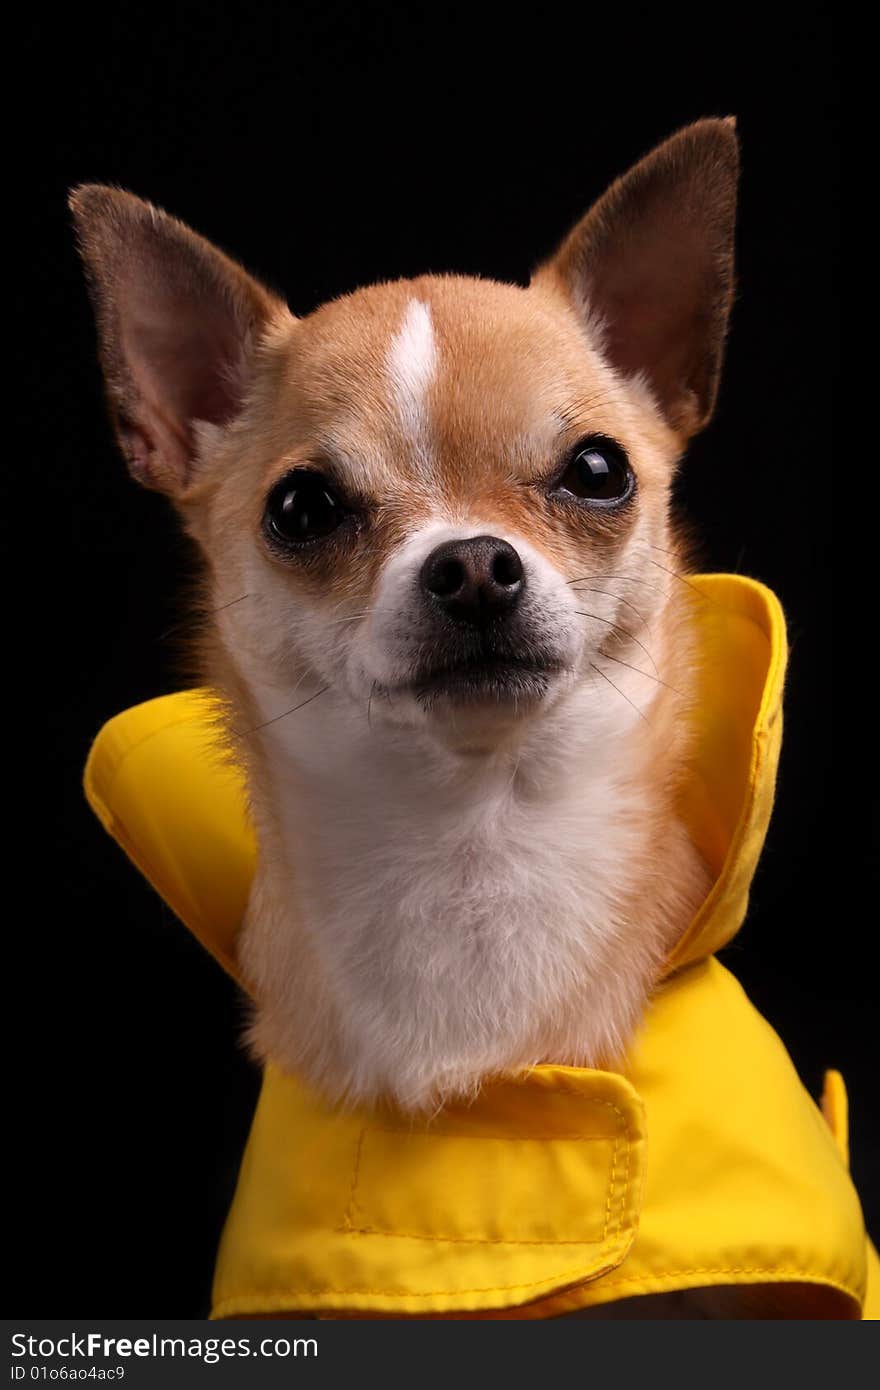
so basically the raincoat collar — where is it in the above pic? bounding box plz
[83,575,878,1318]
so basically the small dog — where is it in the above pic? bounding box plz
[72,120,736,1118]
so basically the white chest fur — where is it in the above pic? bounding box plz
[237,676,705,1110]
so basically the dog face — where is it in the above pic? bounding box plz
[195,276,681,749]
[71,120,737,754]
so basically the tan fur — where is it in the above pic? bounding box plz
[73,120,746,1315]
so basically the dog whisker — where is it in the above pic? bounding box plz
[566,573,674,602]
[567,572,656,585]
[156,591,256,643]
[326,607,398,627]
[568,586,649,626]
[590,662,652,725]
[598,650,684,697]
[557,390,620,428]
[647,556,716,603]
[327,611,374,627]
[212,592,256,613]
[241,684,333,736]
[574,611,659,675]
[627,543,720,608]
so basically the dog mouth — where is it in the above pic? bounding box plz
[409,655,565,706]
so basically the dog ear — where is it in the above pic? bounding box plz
[70,186,289,495]
[533,119,739,438]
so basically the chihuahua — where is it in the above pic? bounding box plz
[71,119,736,1117]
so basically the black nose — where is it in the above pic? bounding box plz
[420,535,524,625]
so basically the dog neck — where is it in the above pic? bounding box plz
[220,594,708,1111]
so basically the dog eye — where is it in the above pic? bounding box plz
[553,437,633,505]
[264,471,348,546]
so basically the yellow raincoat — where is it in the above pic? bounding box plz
[84,575,878,1319]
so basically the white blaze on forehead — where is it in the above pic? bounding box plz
[386,299,437,436]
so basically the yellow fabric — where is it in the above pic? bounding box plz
[83,574,875,1318]
[667,575,787,972]
[85,689,251,983]
[214,1065,648,1318]
[206,960,868,1319]
[866,1239,880,1320]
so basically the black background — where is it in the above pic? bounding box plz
[16,3,864,1317]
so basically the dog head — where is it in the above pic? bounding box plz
[72,121,737,756]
